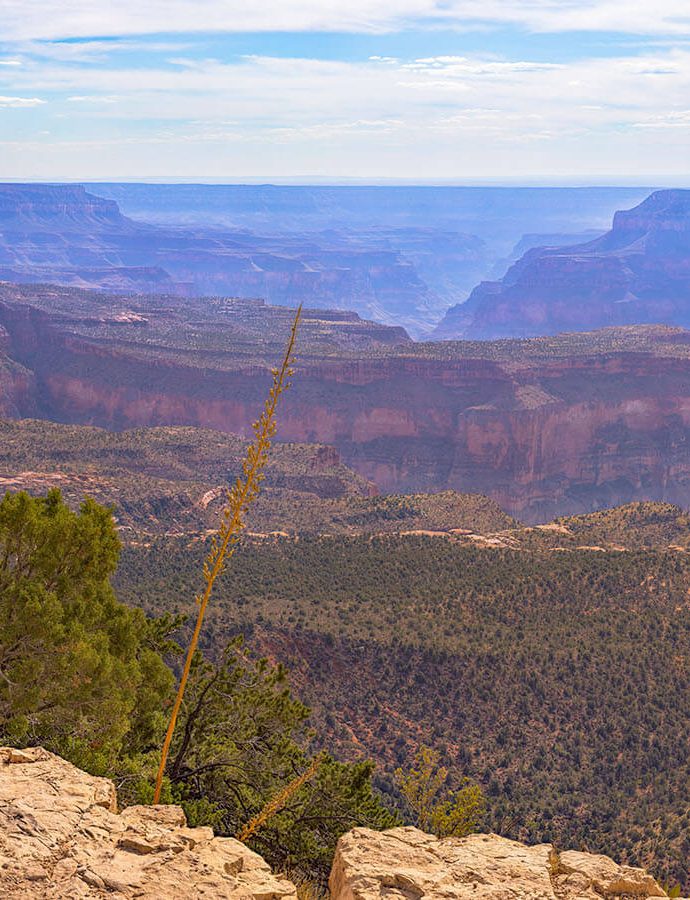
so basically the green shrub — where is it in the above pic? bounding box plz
[396,745,485,838]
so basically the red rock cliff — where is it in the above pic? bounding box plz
[2,285,690,522]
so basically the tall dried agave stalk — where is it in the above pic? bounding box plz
[153,306,302,804]
[237,752,324,843]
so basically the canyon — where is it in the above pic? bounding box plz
[90,183,646,248]
[2,282,690,522]
[9,182,690,343]
[0,183,653,337]
[436,189,690,340]
[0,184,490,336]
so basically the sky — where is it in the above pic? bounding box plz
[1,1,690,181]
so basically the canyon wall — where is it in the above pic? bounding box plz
[40,353,690,523]
[435,189,690,340]
[2,285,690,522]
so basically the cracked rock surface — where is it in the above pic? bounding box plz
[0,747,297,899]
[1,749,684,900]
[330,827,678,900]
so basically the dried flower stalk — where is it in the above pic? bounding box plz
[153,306,302,804]
[237,752,324,843]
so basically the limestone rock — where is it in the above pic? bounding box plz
[329,827,674,900]
[557,850,666,897]
[0,746,297,900]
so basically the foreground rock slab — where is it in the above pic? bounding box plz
[330,827,674,900]
[0,746,297,899]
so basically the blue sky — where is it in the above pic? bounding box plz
[1,1,690,181]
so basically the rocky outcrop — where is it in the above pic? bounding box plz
[0,749,679,900]
[0,746,297,899]
[330,827,675,900]
[434,189,690,340]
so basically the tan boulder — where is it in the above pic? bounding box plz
[0,746,297,900]
[556,850,666,897]
[329,827,673,900]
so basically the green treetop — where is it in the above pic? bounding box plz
[0,488,174,767]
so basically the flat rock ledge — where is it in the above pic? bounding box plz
[330,827,678,900]
[0,746,298,899]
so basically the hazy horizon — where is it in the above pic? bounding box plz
[0,177,678,188]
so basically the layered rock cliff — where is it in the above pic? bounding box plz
[0,183,489,335]
[3,282,690,521]
[434,189,690,340]
[0,184,135,232]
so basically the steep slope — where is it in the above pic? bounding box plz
[3,282,690,521]
[117,529,690,890]
[3,416,686,544]
[435,189,690,339]
[0,323,35,416]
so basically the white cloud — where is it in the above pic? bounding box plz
[0,95,45,107]
[400,57,563,75]
[9,38,196,63]
[0,0,689,40]
[4,47,690,130]
[67,95,119,104]
[1,31,690,178]
[633,110,690,127]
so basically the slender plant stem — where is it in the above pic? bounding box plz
[153,306,302,804]
[237,752,323,843]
